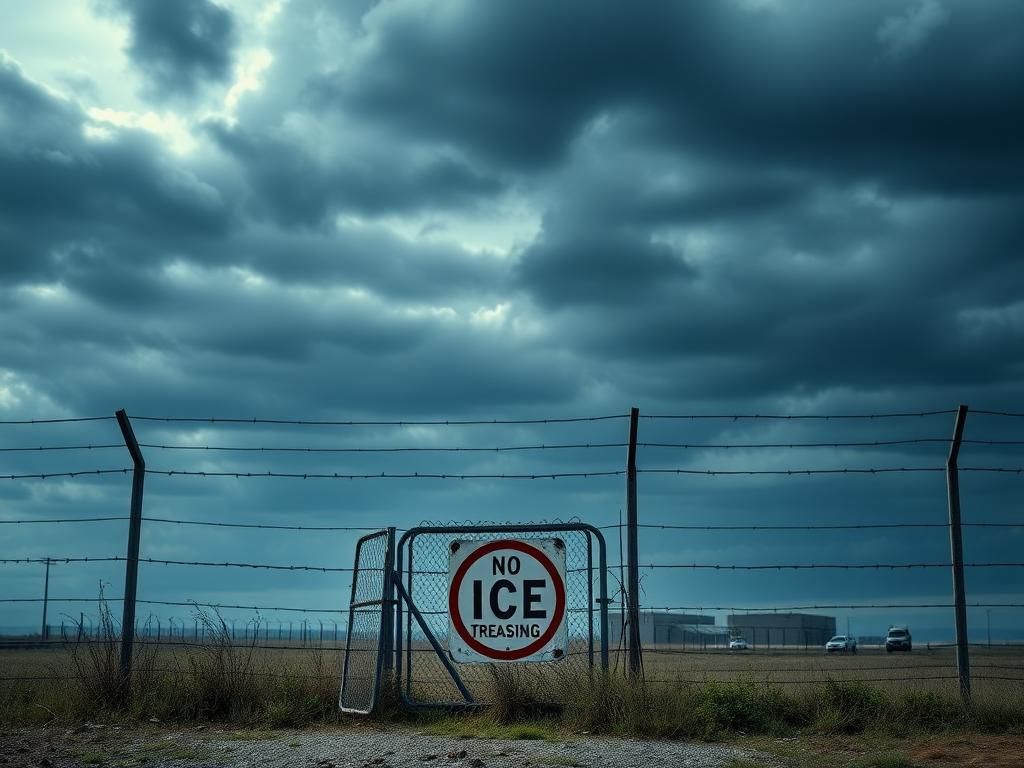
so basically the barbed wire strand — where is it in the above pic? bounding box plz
[633,562,1024,570]
[131,414,627,425]
[640,410,957,420]
[0,517,394,530]
[4,438,1022,453]
[3,517,1020,531]
[0,416,116,425]
[637,602,1024,611]
[0,557,357,572]
[608,522,1024,531]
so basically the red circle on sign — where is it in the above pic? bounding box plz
[448,539,567,661]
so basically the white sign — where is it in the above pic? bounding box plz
[448,538,567,663]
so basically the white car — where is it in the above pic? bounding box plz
[825,635,857,654]
[728,638,748,650]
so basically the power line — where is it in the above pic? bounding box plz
[972,410,1024,418]
[131,414,627,426]
[640,410,956,420]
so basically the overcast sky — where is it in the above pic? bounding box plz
[1,0,1022,643]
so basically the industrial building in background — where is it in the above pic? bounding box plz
[727,613,836,649]
[609,610,731,649]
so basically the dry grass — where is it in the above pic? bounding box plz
[2,637,1022,738]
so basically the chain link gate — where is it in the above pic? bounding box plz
[339,528,395,714]
[393,523,609,710]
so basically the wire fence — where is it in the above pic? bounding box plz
[1,404,1022,699]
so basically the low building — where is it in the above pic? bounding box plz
[726,613,836,649]
[608,610,727,647]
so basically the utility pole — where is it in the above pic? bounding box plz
[41,557,51,640]
[946,404,970,704]
[626,406,642,677]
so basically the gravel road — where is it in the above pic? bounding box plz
[1,725,782,768]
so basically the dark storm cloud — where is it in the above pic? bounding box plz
[0,56,230,283]
[2,0,1023,638]
[205,120,504,227]
[113,0,237,99]
[328,0,1024,192]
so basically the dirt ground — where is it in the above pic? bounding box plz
[752,732,1024,767]
[3,725,1024,768]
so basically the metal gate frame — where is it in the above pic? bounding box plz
[392,522,609,710]
[339,528,395,714]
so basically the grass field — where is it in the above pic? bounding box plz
[2,638,1022,738]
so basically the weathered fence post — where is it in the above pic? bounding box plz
[115,409,146,695]
[946,404,970,703]
[626,406,642,677]
[41,557,51,640]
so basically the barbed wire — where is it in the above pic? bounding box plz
[637,602,1024,611]
[0,468,625,480]
[136,442,628,453]
[131,414,627,425]
[637,467,945,476]
[972,410,1024,418]
[1,469,130,480]
[5,517,1019,531]
[0,597,349,613]
[640,410,957,420]
[962,467,1024,474]
[0,556,357,572]
[144,469,626,480]
[4,436,1019,454]
[0,517,392,530]
[641,439,1024,448]
[14,557,1015,573]
[0,416,115,425]
[0,444,122,452]
[8,466,1022,481]
[634,562,1024,570]
[610,522,1023,531]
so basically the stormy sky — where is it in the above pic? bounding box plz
[1,0,1022,643]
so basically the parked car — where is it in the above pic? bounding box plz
[728,638,748,650]
[885,626,912,653]
[825,635,858,654]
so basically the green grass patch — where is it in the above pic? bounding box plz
[222,729,279,741]
[423,713,558,741]
[848,753,916,768]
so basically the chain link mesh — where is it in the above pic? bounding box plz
[340,530,390,713]
[397,525,606,707]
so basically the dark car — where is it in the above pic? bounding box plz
[886,626,912,652]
